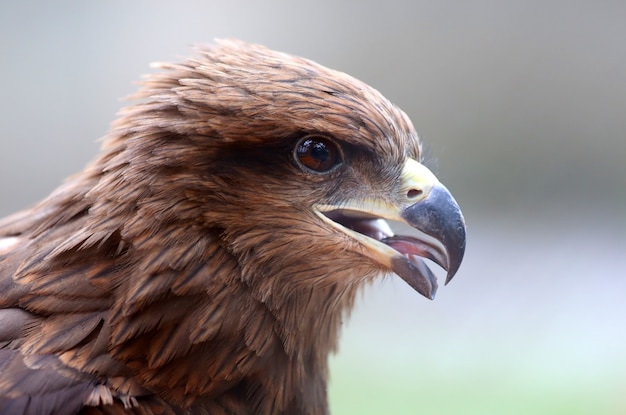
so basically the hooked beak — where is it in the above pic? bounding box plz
[316,158,466,299]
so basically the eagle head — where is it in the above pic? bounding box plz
[0,40,466,414]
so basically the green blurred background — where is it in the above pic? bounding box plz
[1,1,624,414]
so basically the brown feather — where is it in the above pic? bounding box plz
[0,39,424,414]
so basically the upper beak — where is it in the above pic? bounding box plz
[388,181,466,298]
[316,158,466,299]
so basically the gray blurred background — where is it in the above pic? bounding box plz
[1,1,625,414]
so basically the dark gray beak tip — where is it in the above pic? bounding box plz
[402,183,466,287]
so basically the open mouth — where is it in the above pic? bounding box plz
[314,158,465,299]
[320,208,450,299]
[323,209,449,269]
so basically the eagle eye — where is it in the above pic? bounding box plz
[294,135,342,173]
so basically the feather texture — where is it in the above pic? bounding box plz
[0,40,431,414]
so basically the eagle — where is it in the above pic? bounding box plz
[0,40,466,415]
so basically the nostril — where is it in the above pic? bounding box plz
[407,188,422,199]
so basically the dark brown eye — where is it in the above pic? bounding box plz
[294,135,342,173]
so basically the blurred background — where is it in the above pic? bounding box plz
[1,1,624,413]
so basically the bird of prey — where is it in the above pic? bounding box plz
[0,40,466,415]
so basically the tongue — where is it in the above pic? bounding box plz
[383,238,430,257]
[381,236,448,270]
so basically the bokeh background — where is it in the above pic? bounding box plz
[1,1,625,414]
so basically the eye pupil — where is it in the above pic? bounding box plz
[295,135,341,173]
[310,142,328,161]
